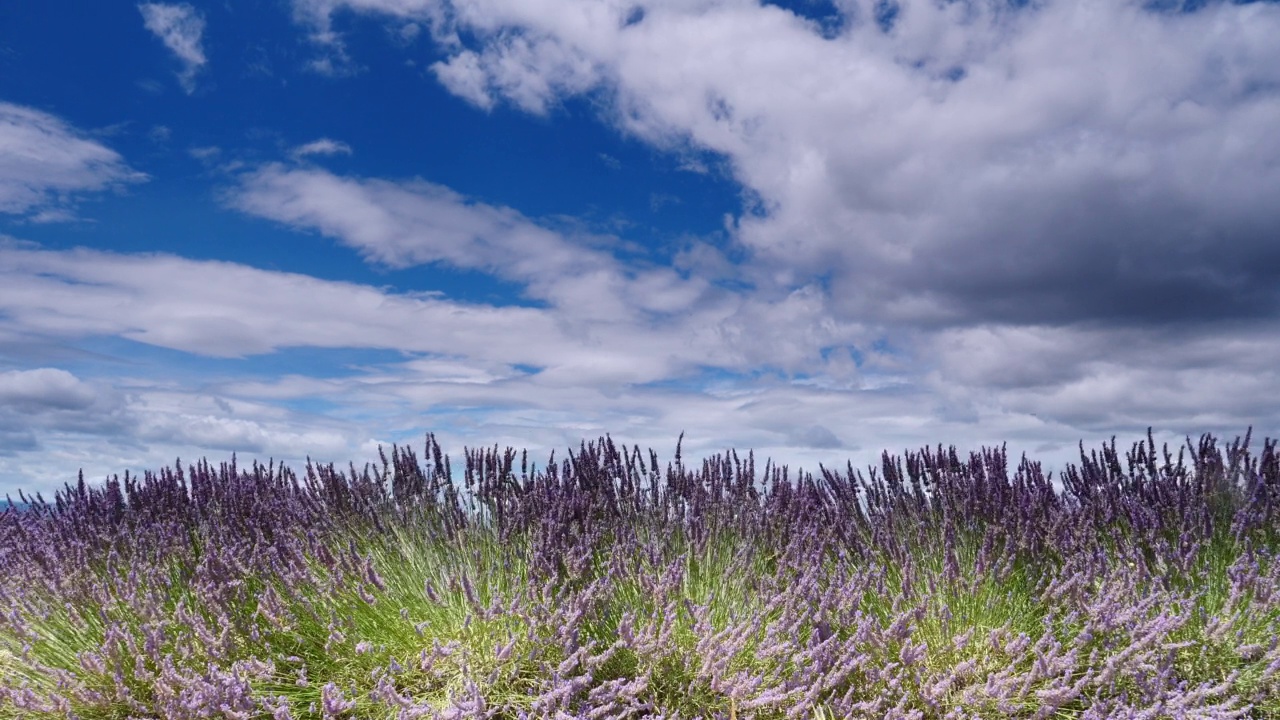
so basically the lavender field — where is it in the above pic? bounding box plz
[1,429,1278,719]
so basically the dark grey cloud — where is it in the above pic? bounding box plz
[880,178,1280,330]
[0,430,39,457]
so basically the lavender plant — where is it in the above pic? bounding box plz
[1,428,1277,719]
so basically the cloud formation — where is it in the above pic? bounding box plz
[0,367,126,466]
[0,368,97,412]
[1,233,1274,495]
[0,239,874,489]
[2,1,1278,496]
[288,0,1280,326]
[139,2,208,93]
[279,0,1280,447]
[0,103,146,218]
[223,163,886,378]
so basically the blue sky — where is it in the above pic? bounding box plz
[2,0,1279,497]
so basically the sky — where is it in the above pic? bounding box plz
[1,0,1279,499]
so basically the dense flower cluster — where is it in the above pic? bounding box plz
[1,429,1278,719]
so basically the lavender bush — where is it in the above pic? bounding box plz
[1,428,1278,719]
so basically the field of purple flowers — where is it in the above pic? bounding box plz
[1,429,1278,719]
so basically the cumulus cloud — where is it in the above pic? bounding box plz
[136,412,342,454]
[431,33,600,115]
[217,151,1277,474]
[431,51,497,110]
[922,323,1280,433]
[276,0,1280,462]
[5,0,1280,493]
[287,0,1280,331]
[0,244,546,360]
[139,2,208,93]
[0,103,146,218]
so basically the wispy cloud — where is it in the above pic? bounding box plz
[290,138,353,159]
[139,2,208,94]
[223,162,882,371]
[228,164,619,284]
[291,0,435,75]
[188,145,220,161]
[0,103,146,219]
[0,244,556,360]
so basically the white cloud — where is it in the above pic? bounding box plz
[139,2,208,93]
[923,323,1280,432]
[136,411,345,455]
[228,164,600,273]
[218,153,1278,471]
[272,0,1280,473]
[27,208,80,224]
[188,145,221,160]
[0,368,97,411]
[225,164,711,323]
[0,239,1273,497]
[290,138,354,159]
[224,164,892,373]
[292,0,440,74]
[0,103,146,218]
[288,0,1280,330]
[0,370,365,492]
[431,51,497,110]
[4,0,1280,495]
[433,32,601,115]
[398,22,422,43]
[0,237,890,490]
[0,241,848,387]
[0,244,553,361]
